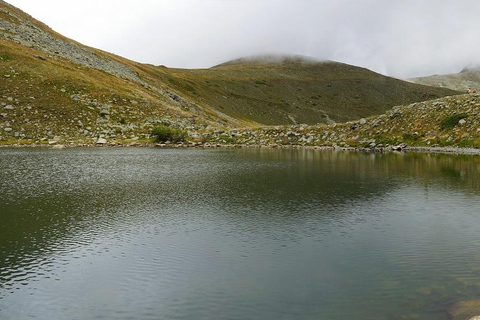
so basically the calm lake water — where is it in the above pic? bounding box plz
[1,147,480,320]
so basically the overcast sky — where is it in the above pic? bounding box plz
[7,0,480,78]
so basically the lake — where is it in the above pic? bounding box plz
[1,147,480,320]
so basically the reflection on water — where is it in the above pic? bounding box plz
[1,148,480,320]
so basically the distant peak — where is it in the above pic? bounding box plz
[214,54,329,68]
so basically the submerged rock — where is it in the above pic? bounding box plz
[449,300,480,320]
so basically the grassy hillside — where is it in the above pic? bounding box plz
[0,1,464,146]
[0,0,242,144]
[207,94,480,149]
[158,56,460,125]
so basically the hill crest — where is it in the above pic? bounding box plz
[213,54,327,68]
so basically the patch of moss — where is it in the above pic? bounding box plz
[0,51,12,61]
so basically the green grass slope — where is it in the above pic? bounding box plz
[158,55,460,125]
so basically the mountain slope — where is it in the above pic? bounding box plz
[0,0,243,144]
[410,67,480,92]
[206,93,480,149]
[154,55,460,125]
[0,1,462,145]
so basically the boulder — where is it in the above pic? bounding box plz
[96,137,107,145]
[392,143,407,151]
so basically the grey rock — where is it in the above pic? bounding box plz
[96,137,107,144]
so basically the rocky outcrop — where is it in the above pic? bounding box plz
[0,3,140,82]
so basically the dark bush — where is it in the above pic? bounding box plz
[151,125,186,143]
[440,113,467,130]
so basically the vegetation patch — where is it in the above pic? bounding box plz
[151,125,186,143]
[440,113,468,130]
[0,51,12,61]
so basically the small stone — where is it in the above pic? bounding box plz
[359,118,367,125]
[459,119,466,125]
[34,55,46,61]
[4,128,13,132]
[4,105,13,110]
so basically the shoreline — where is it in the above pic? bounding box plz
[1,142,480,156]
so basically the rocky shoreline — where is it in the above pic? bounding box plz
[1,140,480,156]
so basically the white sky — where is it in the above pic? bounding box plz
[6,0,480,78]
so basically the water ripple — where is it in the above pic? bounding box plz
[1,148,480,320]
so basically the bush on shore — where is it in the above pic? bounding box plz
[151,125,187,143]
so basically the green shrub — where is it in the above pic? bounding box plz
[151,125,186,143]
[440,113,468,130]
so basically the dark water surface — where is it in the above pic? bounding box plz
[1,148,480,320]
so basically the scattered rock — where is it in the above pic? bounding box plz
[96,137,107,145]
[392,143,407,151]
